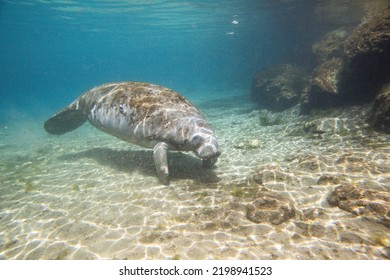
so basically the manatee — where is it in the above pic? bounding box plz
[44,82,221,185]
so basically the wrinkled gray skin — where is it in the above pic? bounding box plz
[44,82,221,185]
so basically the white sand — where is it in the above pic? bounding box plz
[0,95,389,259]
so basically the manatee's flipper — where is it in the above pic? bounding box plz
[153,142,170,185]
[44,107,87,135]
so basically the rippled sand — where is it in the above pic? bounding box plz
[0,95,389,259]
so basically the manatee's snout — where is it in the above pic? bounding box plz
[197,142,221,159]
[193,135,221,167]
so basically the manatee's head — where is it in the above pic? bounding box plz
[189,130,221,168]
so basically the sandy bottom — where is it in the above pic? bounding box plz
[0,94,389,259]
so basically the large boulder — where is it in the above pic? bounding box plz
[251,64,306,112]
[338,8,390,104]
[300,58,343,114]
[301,28,348,114]
[300,8,390,114]
[312,28,348,64]
[369,84,390,133]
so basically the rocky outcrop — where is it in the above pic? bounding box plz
[300,28,347,114]
[327,184,390,229]
[312,29,348,64]
[250,6,390,134]
[251,64,306,112]
[338,8,390,104]
[300,8,390,116]
[300,58,343,114]
[369,84,390,133]
[246,191,296,225]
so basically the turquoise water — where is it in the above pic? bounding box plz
[0,0,274,121]
[0,0,389,260]
[0,0,372,121]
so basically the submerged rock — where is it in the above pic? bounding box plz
[327,184,390,229]
[369,84,390,133]
[299,8,390,114]
[246,191,295,225]
[251,64,306,112]
[339,8,390,104]
[300,58,343,114]
[312,28,348,64]
[317,175,341,185]
[233,139,261,150]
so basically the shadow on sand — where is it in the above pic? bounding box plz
[59,147,220,184]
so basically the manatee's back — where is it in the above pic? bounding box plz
[44,82,203,144]
[85,82,205,147]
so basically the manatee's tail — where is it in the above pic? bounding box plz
[44,105,87,135]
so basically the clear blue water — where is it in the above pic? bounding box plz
[1,0,370,123]
[0,0,281,122]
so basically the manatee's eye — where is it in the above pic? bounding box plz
[190,135,203,146]
[119,104,125,115]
